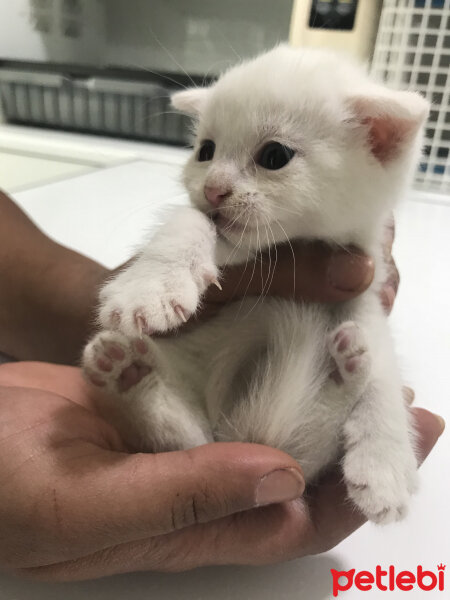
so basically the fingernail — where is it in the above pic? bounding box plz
[380,286,396,314]
[403,386,415,405]
[433,413,446,436]
[255,467,305,507]
[328,251,374,293]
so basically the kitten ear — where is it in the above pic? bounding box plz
[171,88,210,116]
[348,89,429,163]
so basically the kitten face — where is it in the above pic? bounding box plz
[173,46,428,249]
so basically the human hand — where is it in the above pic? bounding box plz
[195,216,400,320]
[0,363,443,581]
[196,241,374,321]
[380,215,400,314]
[0,362,304,579]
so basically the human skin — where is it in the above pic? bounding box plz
[0,362,444,581]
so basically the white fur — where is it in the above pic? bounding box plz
[83,46,428,524]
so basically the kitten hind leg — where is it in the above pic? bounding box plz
[83,331,211,452]
[327,321,417,523]
[342,384,418,524]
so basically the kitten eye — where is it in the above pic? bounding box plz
[257,142,295,170]
[197,140,215,162]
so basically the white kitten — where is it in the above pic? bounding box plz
[83,46,429,524]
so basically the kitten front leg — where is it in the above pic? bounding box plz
[342,381,418,524]
[99,206,218,336]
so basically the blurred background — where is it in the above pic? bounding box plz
[0,0,448,195]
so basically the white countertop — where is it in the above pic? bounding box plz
[1,159,449,599]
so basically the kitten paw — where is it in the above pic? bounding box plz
[82,330,156,392]
[344,450,418,524]
[328,321,370,388]
[98,258,218,337]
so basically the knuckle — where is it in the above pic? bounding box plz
[169,482,226,530]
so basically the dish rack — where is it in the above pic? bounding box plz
[371,0,450,194]
[0,66,192,145]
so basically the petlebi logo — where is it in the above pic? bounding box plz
[331,564,445,596]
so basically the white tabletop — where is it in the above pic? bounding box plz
[1,160,449,599]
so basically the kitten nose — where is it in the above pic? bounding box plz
[204,185,231,207]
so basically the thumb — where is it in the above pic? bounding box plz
[269,242,375,303]
[62,442,305,555]
[206,242,374,307]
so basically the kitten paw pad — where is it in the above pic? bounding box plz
[117,363,153,392]
[82,331,155,392]
[328,321,370,384]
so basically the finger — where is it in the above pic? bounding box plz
[380,255,400,314]
[383,214,395,260]
[20,502,307,581]
[25,409,445,581]
[279,242,375,302]
[403,386,415,405]
[273,243,375,302]
[380,284,396,314]
[386,257,400,294]
[39,442,304,566]
[412,407,445,465]
[208,242,374,306]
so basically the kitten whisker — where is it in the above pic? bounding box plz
[232,220,255,322]
[223,213,251,270]
[121,63,191,91]
[205,202,248,215]
[269,203,304,218]
[222,206,249,233]
[217,30,243,63]
[148,25,198,89]
[272,217,296,298]
[261,213,278,301]
[142,110,191,123]
[244,223,271,319]
[201,59,234,87]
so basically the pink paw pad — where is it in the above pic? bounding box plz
[328,321,370,386]
[88,372,106,387]
[96,357,113,372]
[118,363,152,392]
[133,338,149,355]
[103,343,125,361]
[336,333,350,353]
[345,356,361,373]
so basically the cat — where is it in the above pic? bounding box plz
[82,45,429,524]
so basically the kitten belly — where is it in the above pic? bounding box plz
[168,300,355,481]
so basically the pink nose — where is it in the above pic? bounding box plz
[204,185,231,207]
